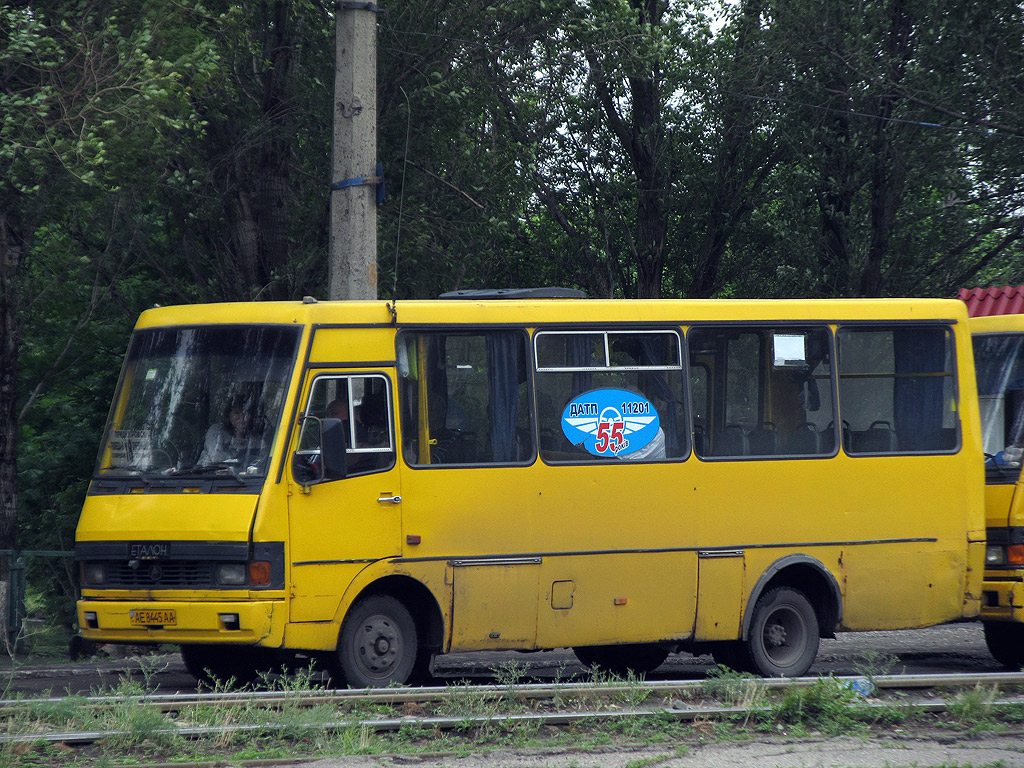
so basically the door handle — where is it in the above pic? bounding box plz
[378,495,402,504]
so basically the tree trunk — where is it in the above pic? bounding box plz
[0,212,22,650]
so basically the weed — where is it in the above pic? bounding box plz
[771,675,863,736]
[624,756,671,768]
[436,677,495,719]
[23,694,90,730]
[492,659,529,688]
[701,665,767,709]
[853,650,901,682]
[948,683,1000,731]
[611,669,653,709]
[551,659,573,685]
[492,659,531,714]
[134,655,170,690]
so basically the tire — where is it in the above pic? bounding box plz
[572,643,669,677]
[329,595,418,688]
[983,621,1024,670]
[181,644,263,688]
[745,586,819,677]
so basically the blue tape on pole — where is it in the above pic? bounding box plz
[331,176,368,191]
[331,163,385,206]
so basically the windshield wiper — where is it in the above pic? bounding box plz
[183,462,248,483]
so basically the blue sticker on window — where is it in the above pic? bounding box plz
[561,389,660,457]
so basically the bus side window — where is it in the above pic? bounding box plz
[535,329,688,463]
[689,325,835,459]
[837,326,957,455]
[398,331,535,466]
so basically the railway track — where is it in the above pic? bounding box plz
[5,671,1024,747]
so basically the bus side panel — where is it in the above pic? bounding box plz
[693,455,977,632]
[535,552,696,648]
[832,455,980,629]
[693,553,745,641]
[400,463,699,652]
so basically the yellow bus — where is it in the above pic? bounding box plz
[75,294,986,684]
[970,313,1024,668]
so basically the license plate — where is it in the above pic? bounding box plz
[129,608,177,626]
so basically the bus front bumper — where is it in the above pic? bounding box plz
[980,578,1024,623]
[77,599,284,646]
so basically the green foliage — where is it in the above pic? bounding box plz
[770,676,864,735]
[701,665,768,709]
[4,0,1024,634]
[947,684,1001,731]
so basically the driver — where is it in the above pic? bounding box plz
[198,392,267,466]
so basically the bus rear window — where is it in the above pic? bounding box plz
[837,326,958,454]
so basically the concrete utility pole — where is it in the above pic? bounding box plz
[329,1,380,300]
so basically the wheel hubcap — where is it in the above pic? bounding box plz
[762,606,805,665]
[765,622,787,648]
[356,614,401,674]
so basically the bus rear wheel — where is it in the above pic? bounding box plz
[329,595,418,688]
[983,621,1024,669]
[745,586,819,677]
[572,643,669,677]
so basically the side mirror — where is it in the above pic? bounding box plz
[292,416,348,485]
[320,417,348,480]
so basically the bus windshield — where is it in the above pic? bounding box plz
[95,325,300,480]
[973,333,1024,479]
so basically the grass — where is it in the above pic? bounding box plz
[4,669,1024,766]
[768,675,865,736]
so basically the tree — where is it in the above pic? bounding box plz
[720,0,1024,298]
[0,0,219,642]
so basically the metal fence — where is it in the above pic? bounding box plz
[0,549,74,650]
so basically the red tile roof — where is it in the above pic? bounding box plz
[959,286,1024,317]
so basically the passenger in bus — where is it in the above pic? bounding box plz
[995,443,1024,467]
[359,391,389,446]
[327,395,369,445]
[198,392,267,466]
[326,397,351,426]
[618,427,667,460]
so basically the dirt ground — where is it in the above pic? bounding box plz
[303,732,1024,768]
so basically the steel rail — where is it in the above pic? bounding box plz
[5,694,1024,746]
[2,671,1022,713]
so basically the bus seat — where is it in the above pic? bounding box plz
[748,423,781,455]
[785,423,821,455]
[712,425,749,457]
[853,421,897,453]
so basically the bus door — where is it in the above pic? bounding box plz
[396,329,542,650]
[287,371,401,623]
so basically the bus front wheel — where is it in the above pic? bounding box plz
[330,595,418,688]
[983,622,1024,669]
[746,586,819,677]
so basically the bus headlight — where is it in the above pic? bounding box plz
[83,562,105,585]
[215,563,247,586]
[986,545,1024,567]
